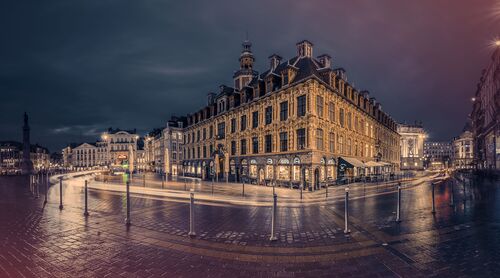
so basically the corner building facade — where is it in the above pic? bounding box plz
[182,40,400,190]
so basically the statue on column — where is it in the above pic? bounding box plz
[21,112,34,175]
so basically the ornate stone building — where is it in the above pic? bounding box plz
[470,46,500,170]
[181,40,400,189]
[423,141,453,170]
[62,128,139,172]
[453,122,474,169]
[398,123,426,170]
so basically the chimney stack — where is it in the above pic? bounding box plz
[317,54,332,68]
[268,54,282,71]
[296,40,313,57]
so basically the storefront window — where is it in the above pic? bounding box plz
[249,159,257,178]
[241,159,248,176]
[230,160,235,174]
[266,165,274,179]
[266,159,273,179]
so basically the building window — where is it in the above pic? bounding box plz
[347,112,352,129]
[328,102,335,122]
[203,146,207,158]
[279,132,288,152]
[241,115,247,131]
[203,128,206,140]
[209,144,213,156]
[338,135,344,154]
[197,130,200,142]
[265,106,273,125]
[231,141,236,156]
[252,111,259,128]
[316,96,324,118]
[297,95,306,117]
[280,101,288,121]
[329,132,335,153]
[209,126,213,138]
[339,108,345,127]
[230,118,236,133]
[217,122,225,139]
[241,139,247,155]
[252,137,259,154]
[265,134,272,153]
[297,128,306,150]
[316,129,324,150]
[197,147,200,158]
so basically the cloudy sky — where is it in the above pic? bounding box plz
[1,0,499,152]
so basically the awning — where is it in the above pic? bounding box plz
[364,161,384,167]
[338,157,366,168]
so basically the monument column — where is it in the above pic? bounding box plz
[21,112,34,175]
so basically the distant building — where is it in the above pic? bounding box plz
[162,117,185,177]
[0,141,50,174]
[453,122,474,169]
[424,141,453,170]
[470,46,500,169]
[143,116,186,176]
[398,123,426,170]
[62,127,139,172]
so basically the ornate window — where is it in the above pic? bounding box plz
[297,95,306,117]
[279,132,288,152]
[316,96,324,118]
[280,101,288,121]
[316,129,324,150]
[297,128,306,150]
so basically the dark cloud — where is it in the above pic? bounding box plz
[1,0,499,151]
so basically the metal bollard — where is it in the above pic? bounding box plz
[185,179,187,191]
[344,187,350,234]
[211,177,214,195]
[396,183,401,222]
[242,179,245,197]
[449,180,454,207]
[125,180,131,226]
[35,174,40,199]
[325,183,328,198]
[59,177,63,210]
[84,180,89,216]
[431,182,436,214]
[463,179,466,202]
[272,181,275,196]
[44,172,48,204]
[269,193,278,241]
[162,175,164,189]
[188,189,196,237]
[300,184,303,200]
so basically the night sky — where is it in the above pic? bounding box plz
[1,0,499,152]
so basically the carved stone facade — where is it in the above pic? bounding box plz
[470,47,500,170]
[397,123,426,170]
[182,40,400,190]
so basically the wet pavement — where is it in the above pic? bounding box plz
[0,172,499,277]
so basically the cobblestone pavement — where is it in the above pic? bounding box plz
[0,173,499,277]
